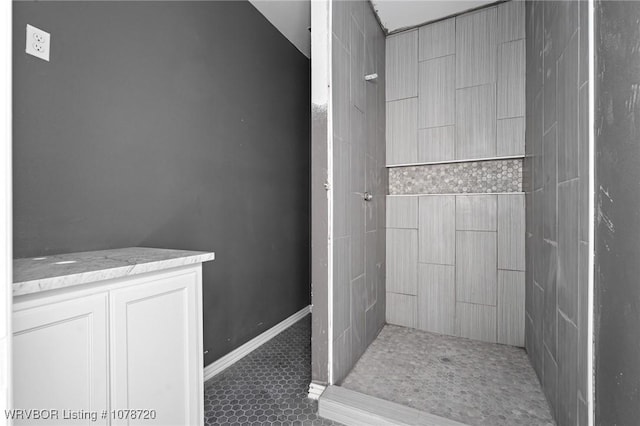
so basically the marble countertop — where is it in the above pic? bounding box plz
[13,247,215,297]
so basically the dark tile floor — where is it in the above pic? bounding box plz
[203,315,340,426]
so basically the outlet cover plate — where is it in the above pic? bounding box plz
[26,24,50,62]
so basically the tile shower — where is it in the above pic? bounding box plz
[525,1,589,424]
[312,1,590,425]
[328,0,387,384]
[384,2,526,346]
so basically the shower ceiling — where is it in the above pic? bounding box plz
[371,0,497,32]
[249,0,499,58]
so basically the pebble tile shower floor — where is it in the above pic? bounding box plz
[341,324,555,426]
[203,315,340,426]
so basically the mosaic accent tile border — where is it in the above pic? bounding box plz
[388,159,523,195]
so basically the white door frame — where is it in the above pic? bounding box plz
[310,0,334,387]
[1,2,13,424]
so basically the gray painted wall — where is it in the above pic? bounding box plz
[524,1,589,424]
[594,1,640,424]
[331,0,386,384]
[13,1,311,366]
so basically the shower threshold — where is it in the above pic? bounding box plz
[319,324,555,426]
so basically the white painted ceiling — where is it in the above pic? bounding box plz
[372,0,496,32]
[249,0,497,59]
[249,0,311,58]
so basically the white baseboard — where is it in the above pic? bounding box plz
[308,382,327,400]
[203,305,311,382]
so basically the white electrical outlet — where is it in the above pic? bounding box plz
[25,24,50,62]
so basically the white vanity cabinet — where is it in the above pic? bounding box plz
[13,293,109,426]
[12,247,214,426]
[109,267,203,426]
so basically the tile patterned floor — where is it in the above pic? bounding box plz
[341,324,556,426]
[203,315,340,426]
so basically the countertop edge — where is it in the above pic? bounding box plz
[13,251,215,297]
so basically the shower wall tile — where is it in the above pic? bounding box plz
[543,124,558,241]
[386,30,418,101]
[557,31,580,183]
[546,1,579,66]
[387,292,417,328]
[543,240,558,357]
[456,231,497,306]
[543,345,559,419]
[386,97,417,164]
[376,210,386,263]
[577,240,588,399]
[418,55,455,129]
[497,117,525,157]
[350,195,365,280]
[351,18,365,112]
[532,282,544,372]
[364,303,377,348]
[386,196,418,229]
[333,236,351,336]
[456,195,497,231]
[532,92,544,191]
[418,195,455,265]
[383,192,524,347]
[498,0,525,43]
[351,0,365,32]
[365,230,378,308]
[532,189,544,298]
[332,327,353,386]
[386,0,525,171]
[578,83,589,243]
[351,107,365,192]
[525,1,588,425]
[376,190,386,233]
[543,50,557,134]
[498,193,525,271]
[351,275,367,358]
[456,7,497,88]
[382,1,526,350]
[557,313,578,426]
[579,1,588,86]
[365,158,379,231]
[333,40,351,142]
[497,39,526,119]
[364,303,379,347]
[376,261,386,332]
[365,51,378,157]
[332,0,350,49]
[577,396,587,426]
[526,1,543,98]
[331,0,386,383]
[333,137,350,237]
[386,228,418,295]
[456,302,497,343]
[497,270,525,346]
[417,126,455,163]
[418,17,455,61]
[417,263,455,335]
[389,159,523,195]
[558,179,579,322]
[456,84,497,159]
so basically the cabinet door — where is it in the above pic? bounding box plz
[13,293,109,425]
[110,267,203,426]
